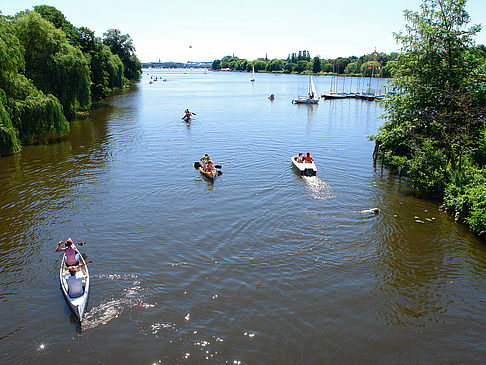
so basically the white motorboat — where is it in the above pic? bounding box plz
[291,155,317,176]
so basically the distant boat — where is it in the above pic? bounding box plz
[322,64,348,99]
[292,68,319,104]
[251,66,255,82]
[357,49,379,101]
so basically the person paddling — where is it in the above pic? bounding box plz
[56,238,85,267]
[183,109,195,121]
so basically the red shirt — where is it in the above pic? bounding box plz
[304,156,312,162]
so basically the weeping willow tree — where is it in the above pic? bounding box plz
[0,13,68,156]
[35,6,126,101]
[13,11,91,118]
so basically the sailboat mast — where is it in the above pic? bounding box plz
[368,49,377,94]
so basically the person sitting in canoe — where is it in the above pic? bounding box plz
[183,109,195,122]
[296,152,304,163]
[304,152,313,163]
[56,238,85,267]
[66,262,89,298]
[206,161,215,172]
[200,153,212,164]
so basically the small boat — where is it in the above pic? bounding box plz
[291,155,317,176]
[183,115,192,123]
[292,70,319,104]
[59,251,90,323]
[251,65,255,82]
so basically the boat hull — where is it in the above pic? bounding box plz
[321,93,348,99]
[199,166,217,181]
[291,156,317,176]
[59,251,90,323]
[292,98,319,104]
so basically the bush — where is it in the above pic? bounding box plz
[443,167,486,236]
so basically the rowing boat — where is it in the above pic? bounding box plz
[291,155,317,176]
[59,251,90,322]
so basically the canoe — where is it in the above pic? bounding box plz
[291,155,317,176]
[199,165,217,181]
[59,251,90,322]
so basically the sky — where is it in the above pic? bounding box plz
[2,0,486,63]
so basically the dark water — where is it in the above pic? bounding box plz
[1,70,485,364]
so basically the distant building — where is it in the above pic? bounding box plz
[142,61,211,69]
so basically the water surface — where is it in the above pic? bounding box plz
[1,70,485,364]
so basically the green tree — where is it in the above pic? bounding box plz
[372,0,486,198]
[103,29,141,80]
[312,56,321,73]
[293,60,309,73]
[211,59,221,70]
[33,5,79,45]
[0,13,68,155]
[266,59,284,72]
[13,11,91,118]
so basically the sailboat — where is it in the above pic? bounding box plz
[357,49,378,101]
[292,67,319,104]
[322,64,348,99]
[251,65,255,82]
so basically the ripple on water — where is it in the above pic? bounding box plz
[303,176,335,200]
[82,274,152,330]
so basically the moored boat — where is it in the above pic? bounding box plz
[291,155,317,176]
[292,68,319,104]
[59,251,90,323]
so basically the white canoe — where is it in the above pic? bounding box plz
[59,251,90,322]
[291,155,317,176]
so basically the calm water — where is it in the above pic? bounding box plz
[1,70,485,364]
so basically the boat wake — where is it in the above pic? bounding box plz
[81,274,153,330]
[303,176,334,200]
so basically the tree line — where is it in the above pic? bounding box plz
[211,51,399,78]
[0,5,142,157]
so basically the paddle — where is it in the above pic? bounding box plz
[195,162,222,169]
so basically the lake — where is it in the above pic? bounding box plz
[0,69,485,364]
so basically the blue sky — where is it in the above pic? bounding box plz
[2,0,485,62]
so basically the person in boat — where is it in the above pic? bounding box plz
[304,152,313,163]
[56,238,85,267]
[205,160,215,173]
[183,109,192,121]
[66,262,88,298]
[200,153,212,164]
[296,152,304,163]
[269,94,275,100]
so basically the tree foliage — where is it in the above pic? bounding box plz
[103,29,142,80]
[371,0,486,235]
[13,11,91,118]
[0,6,141,156]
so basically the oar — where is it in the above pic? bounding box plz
[191,112,196,115]
[214,164,222,169]
[194,161,201,169]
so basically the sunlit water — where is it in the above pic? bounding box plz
[1,70,485,364]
